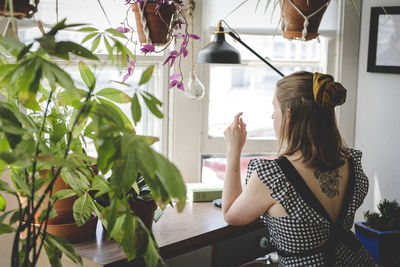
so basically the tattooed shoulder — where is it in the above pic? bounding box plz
[313,169,342,198]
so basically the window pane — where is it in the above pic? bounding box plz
[208,34,322,138]
[66,64,162,156]
[202,154,276,185]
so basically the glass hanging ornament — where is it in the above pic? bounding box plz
[185,70,205,100]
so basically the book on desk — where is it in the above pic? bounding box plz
[186,183,223,202]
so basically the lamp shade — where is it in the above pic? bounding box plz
[197,27,241,64]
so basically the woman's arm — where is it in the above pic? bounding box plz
[222,113,275,225]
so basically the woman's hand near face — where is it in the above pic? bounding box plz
[224,112,247,154]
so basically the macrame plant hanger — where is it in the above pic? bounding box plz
[287,0,331,41]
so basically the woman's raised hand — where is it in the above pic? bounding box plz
[224,112,247,154]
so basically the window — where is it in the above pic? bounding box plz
[15,1,169,154]
[202,33,326,183]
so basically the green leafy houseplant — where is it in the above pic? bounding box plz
[0,18,186,267]
[364,199,400,232]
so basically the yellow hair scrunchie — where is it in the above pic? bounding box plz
[313,72,347,108]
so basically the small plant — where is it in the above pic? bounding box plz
[364,199,400,232]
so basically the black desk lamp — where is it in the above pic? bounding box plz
[197,20,285,77]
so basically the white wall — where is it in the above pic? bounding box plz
[355,0,400,222]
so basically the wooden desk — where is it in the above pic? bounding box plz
[73,202,272,267]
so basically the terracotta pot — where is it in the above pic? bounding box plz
[132,2,175,44]
[0,0,38,18]
[35,170,77,224]
[129,198,158,230]
[280,0,329,41]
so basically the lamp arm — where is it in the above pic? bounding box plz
[228,31,285,77]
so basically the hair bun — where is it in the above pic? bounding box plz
[313,72,346,108]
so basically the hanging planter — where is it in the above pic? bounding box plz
[131,2,175,45]
[0,0,39,19]
[280,0,330,41]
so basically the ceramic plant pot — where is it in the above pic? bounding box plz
[280,0,329,41]
[132,2,175,44]
[129,198,158,230]
[0,0,38,18]
[355,221,400,266]
[35,170,78,224]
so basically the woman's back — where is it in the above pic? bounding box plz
[246,148,374,266]
[285,153,349,223]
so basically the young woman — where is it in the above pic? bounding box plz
[222,71,374,266]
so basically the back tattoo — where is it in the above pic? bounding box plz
[313,169,342,198]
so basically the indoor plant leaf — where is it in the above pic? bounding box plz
[73,193,94,227]
[105,28,128,39]
[0,193,6,211]
[96,88,131,103]
[138,65,154,85]
[153,152,186,211]
[43,233,83,266]
[78,61,96,90]
[131,93,141,125]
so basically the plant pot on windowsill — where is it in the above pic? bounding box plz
[131,2,175,44]
[355,222,400,266]
[0,0,39,18]
[280,0,330,41]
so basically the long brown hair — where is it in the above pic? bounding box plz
[275,71,347,170]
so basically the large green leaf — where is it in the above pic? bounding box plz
[0,223,15,234]
[56,41,99,60]
[0,150,30,167]
[97,98,135,133]
[103,36,115,63]
[0,193,5,211]
[105,197,120,233]
[96,88,131,103]
[91,35,101,52]
[97,137,117,173]
[0,37,25,57]
[131,93,141,125]
[0,102,22,149]
[143,231,160,267]
[78,61,95,90]
[10,168,31,197]
[141,93,163,119]
[105,28,128,39]
[78,27,98,32]
[44,240,62,267]
[43,233,83,266]
[0,180,17,196]
[154,152,186,211]
[73,193,93,227]
[41,59,75,90]
[138,65,154,85]
[134,138,157,178]
[81,32,98,44]
[51,189,76,202]
[109,147,138,196]
[61,169,90,191]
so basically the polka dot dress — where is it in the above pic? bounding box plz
[245,149,375,267]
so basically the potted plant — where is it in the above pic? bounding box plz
[355,199,400,266]
[0,0,39,18]
[228,0,360,41]
[94,173,159,231]
[123,0,200,91]
[0,17,186,267]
